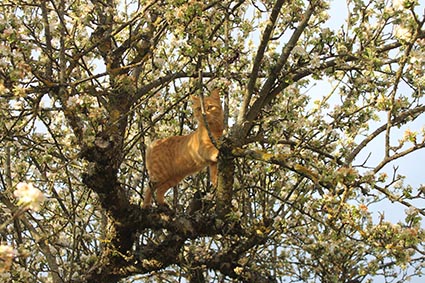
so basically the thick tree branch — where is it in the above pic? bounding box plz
[231,147,323,188]
[202,220,276,283]
[83,208,245,281]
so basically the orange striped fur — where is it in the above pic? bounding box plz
[143,89,224,208]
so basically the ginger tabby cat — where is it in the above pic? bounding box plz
[143,89,224,208]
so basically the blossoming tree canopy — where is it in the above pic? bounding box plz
[0,0,424,283]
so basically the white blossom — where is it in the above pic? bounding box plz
[13,182,45,211]
[410,50,424,64]
[393,179,404,189]
[405,206,418,216]
[234,266,243,275]
[393,25,412,41]
[13,85,26,97]
[310,53,321,68]
[293,46,307,57]
[0,272,11,281]
[231,199,239,209]
[392,0,406,10]
[66,95,83,108]
[0,44,9,56]
[0,245,17,271]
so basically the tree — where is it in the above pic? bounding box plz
[0,0,424,282]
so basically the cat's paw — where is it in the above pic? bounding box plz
[142,203,152,210]
[210,151,219,162]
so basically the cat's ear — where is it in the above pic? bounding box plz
[210,89,220,101]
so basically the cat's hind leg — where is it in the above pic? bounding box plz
[142,182,156,208]
[155,183,174,207]
[142,178,182,208]
[155,177,184,207]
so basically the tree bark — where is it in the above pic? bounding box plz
[216,137,235,217]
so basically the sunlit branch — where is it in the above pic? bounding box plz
[231,147,325,191]
[374,141,425,174]
[238,0,286,125]
[346,105,425,165]
[385,13,425,159]
[236,2,319,142]
[373,184,425,217]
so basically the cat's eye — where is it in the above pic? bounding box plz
[207,105,216,111]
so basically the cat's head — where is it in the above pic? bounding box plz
[191,89,224,130]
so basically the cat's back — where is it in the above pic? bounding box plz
[145,133,204,183]
[146,134,191,157]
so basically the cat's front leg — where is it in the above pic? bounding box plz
[210,147,219,162]
[209,163,218,187]
[199,143,219,163]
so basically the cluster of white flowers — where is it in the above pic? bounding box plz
[402,128,417,143]
[391,0,417,42]
[393,25,413,41]
[405,206,418,216]
[0,43,10,57]
[392,0,406,10]
[0,244,17,272]
[66,95,84,108]
[410,50,425,65]
[13,182,45,211]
